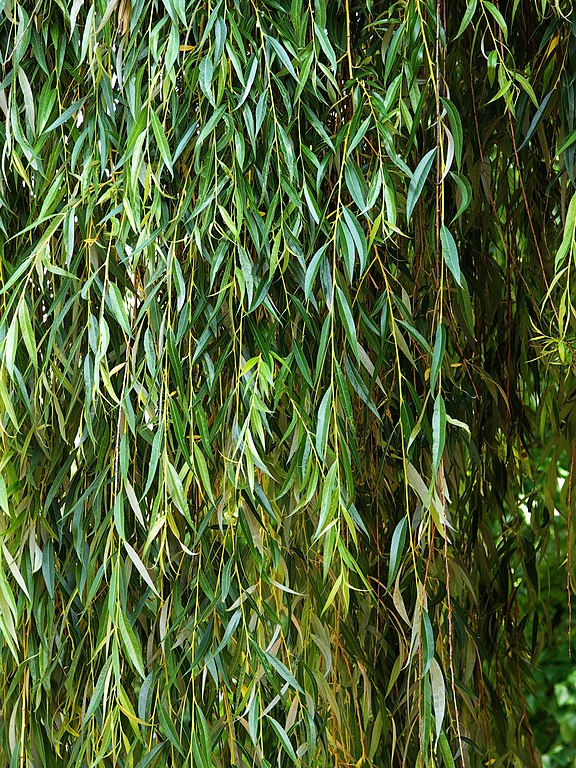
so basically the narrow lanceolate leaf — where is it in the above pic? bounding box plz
[335,285,359,359]
[432,394,446,473]
[440,98,463,169]
[555,192,576,269]
[313,22,337,73]
[0,475,8,514]
[165,460,191,523]
[406,148,436,222]
[264,651,303,693]
[107,283,132,336]
[135,743,166,768]
[305,244,329,300]
[192,442,214,502]
[429,658,446,745]
[440,225,462,286]
[450,171,472,222]
[518,91,553,151]
[124,542,160,597]
[315,386,332,463]
[387,516,408,587]
[43,97,86,133]
[18,69,36,135]
[84,658,113,723]
[236,56,259,109]
[455,0,477,38]
[342,207,368,275]
[150,110,174,174]
[18,300,37,370]
[199,57,215,106]
[4,314,18,377]
[438,731,456,768]
[266,716,298,763]
[483,0,508,40]
[430,324,445,392]
[118,609,146,679]
[316,461,338,539]
[2,544,30,600]
[345,162,367,212]
[421,610,434,675]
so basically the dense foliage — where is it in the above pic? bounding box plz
[529,521,576,768]
[0,0,575,766]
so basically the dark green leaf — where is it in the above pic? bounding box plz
[406,148,436,222]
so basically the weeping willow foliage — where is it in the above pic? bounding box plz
[1,0,576,765]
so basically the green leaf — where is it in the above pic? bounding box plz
[165,460,191,522]
[238,247,254,307]
[430,324,445,392]
[145,425,164,494]
[44,97,86,133]
[158,702,185,754]
[339,218,356,282]
[440,98,463,169]
[438,731,456,768]
[266,716,298,763]
[458,276,475,337]
[449,171,472,222]
[267,36,297,80]
[135,743,166,768]
[118,609,146,679]
[455,0,477,38]
[0,378,20,431]
[196,105,226,149]
[406,148,436,222]
[150,110,174,174]
[440,225,462,286]
[237,56,259,109]
[335,285,359,359]
[313,22,337,73]
[387,516,407,587]
[18,300,37,370]
[215,610,241,654]
[18,69,35,135]
[446,414,471,435]
[396,319,432,355]
[317,461,338,538]
[557,128,576,157]
[4,314,18,378]
[555,192,576,270]
[264,651,303,693]
[193,442,214,502]
[345,162,367,212]
[124,542,160,597]
[248,692,259,744]
[42,541,55,600]
[107,282,132,336]
[315,386,333,463]
[347,116,372,157]
[322,570,343,614]
[305,244,329,300]
[342,207,368,275]
[421,609,434,675]
[199,56,215,106]
[483,0,508,40]
[83,657,112,722]
[0,475,8,514]
[518,91,553,151]
[430,658,446,745]
[432,394,446,473]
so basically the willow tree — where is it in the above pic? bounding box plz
[0,0,574,765]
